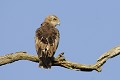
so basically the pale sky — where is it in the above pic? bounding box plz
[0,0,120,80]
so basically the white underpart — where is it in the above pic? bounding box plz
[46,45,50,51]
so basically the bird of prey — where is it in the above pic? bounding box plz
[35,15,60,69]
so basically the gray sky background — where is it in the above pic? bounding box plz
[0,0,120,80]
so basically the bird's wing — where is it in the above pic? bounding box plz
[35,22,59,58]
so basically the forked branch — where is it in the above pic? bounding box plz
[0,45,120,72]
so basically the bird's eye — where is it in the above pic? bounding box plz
[53,18,57,21]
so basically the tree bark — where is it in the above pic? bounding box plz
[0,45,120,72]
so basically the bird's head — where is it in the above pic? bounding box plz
[44,15,60,27]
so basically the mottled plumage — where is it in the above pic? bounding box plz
[35,15,60,69]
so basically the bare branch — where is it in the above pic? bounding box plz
[0,45,120,72]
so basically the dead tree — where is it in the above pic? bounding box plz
[0,45,120,72]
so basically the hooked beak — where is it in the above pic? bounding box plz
[57,22,60,26]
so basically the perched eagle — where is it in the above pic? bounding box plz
[35,15,60,69]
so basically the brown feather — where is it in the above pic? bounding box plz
[35,18,60,69]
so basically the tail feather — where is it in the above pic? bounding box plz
[38,52,53,69]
